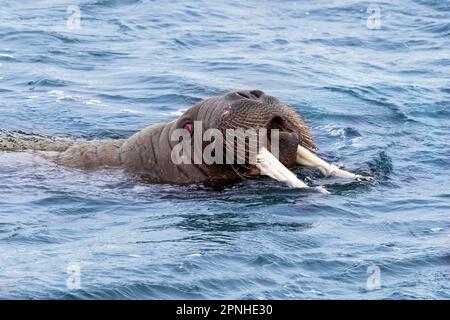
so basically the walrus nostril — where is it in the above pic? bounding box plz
[249,90,264,98]
[235,90,264,99]
[236,91,251,99]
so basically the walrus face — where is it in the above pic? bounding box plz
[171,90,316,183]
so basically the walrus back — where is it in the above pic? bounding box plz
[51,139,126,169]
[0,129,74,152]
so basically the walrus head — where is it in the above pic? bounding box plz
[120,90,319,187]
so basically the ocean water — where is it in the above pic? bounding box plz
[0,0,449,299]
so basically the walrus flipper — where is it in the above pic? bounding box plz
[0,129,74,152]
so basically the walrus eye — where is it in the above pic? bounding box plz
[183,122,193,134]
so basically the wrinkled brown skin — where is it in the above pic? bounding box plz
[44,90,315,185]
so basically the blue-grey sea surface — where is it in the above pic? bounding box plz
[0,0,449,299]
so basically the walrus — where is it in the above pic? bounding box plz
[0,90,369,191]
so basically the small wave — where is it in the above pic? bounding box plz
[412,0,450,12]
[119,108,140,113]
[169,108,187,116]
[83,0,142,9]
[321,125,362,139]
[367,151,393,180]
[84,99,103,106]
[0,53,15,60]
[0,30,80,44]
[27,78,71,89]
[48,90,108,108]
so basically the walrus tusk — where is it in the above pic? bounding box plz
[296,145,371,180]
[256,147,329,193]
